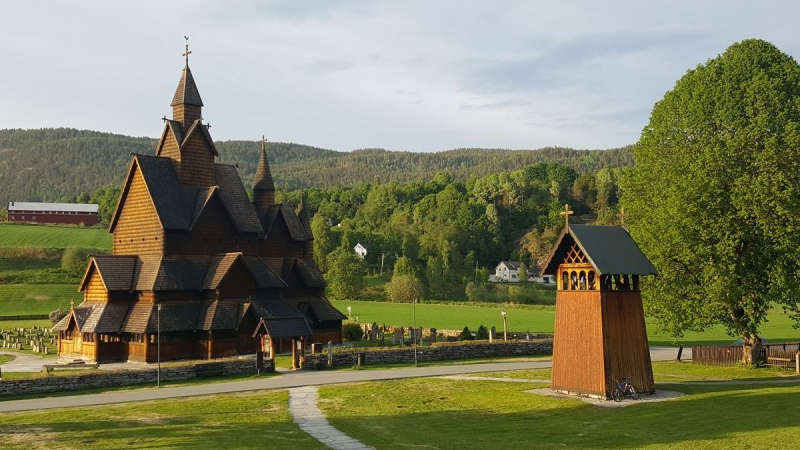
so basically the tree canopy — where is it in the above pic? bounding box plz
[622,39,800,364]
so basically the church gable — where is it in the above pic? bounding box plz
[176,122,216,186]
[111,162,165,255]
[215,258,258,300]
[183,192,241,254]
[155,121,183,160]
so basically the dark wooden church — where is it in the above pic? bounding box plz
[541,217,658,398]
[55,47,345,366]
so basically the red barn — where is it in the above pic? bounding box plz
[7,202,99,225]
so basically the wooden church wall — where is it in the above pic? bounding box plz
[260,219,304,258]
[217,261,258,299]
[178,132,215,187]
[84,270,109,303]
[601,291,655,394]
[157,133,180,160]
[551,290,606,396]
[167,195,257,256]
[114,168,165,255]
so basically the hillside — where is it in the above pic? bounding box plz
[0,128,634,206]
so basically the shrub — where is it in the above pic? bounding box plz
[385,274,426,303]
[476,325,490,340]
[61,247,103,277]
[49,309,68,325]
[458,326,474,341]
[342,322,364,342]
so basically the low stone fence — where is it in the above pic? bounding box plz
[0,357,267,397]
[306,339,553,369]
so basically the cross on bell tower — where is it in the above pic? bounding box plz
[559,204,574,229]
[616,206,629,227]
[183,36,191,67]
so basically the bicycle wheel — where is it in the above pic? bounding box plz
[628,385,639,400]
[611,387,622,402]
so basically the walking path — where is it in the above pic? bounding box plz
[289,386,373,450]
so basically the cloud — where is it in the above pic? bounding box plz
[303,57,356,75]
[458,99,531,110]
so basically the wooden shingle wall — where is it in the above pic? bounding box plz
[601,291,655,394]
[113,168,165,255]
[84,270,109,303]
[167,195,257,256]
[551,290,606,397]
[260,219,304,258]
[178,131,215,186]
[217,260,257,300]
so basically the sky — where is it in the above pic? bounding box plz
[1,1,799,153]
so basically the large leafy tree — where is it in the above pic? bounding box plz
[622,39,800,364]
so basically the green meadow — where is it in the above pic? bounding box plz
[331,299,800,347]
[0,224,112,250]
[0,362,797,449]
[0,284,77,316]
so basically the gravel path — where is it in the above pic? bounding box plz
[288,386,374,450]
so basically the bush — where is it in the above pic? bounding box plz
[385,274,426,303]
[61,247,101,277]
[476,325,490,340]
[49,309,68,325]
[342,322,364,342]
[458,326,474,341]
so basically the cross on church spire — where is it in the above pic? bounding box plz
[559,204,574,229]
[183,36,191,67]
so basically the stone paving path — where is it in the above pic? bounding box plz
[288,386,373,450]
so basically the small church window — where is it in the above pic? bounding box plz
[570,271,578,290]
[579,271,587,290]
[588,271,596,290]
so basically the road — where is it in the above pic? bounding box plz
[0,346,687,413]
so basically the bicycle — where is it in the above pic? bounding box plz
[611,377,640,402]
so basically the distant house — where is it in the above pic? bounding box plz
[491,261,555,284]
[494,261,523,282]
[7,202,99,225]
[354,242,368,259]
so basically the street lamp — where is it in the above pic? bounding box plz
[157,303,162,387]
[347,306,352,320]
[413,298,418,367]
[501,311,507,341]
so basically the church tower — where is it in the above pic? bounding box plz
[155,39,218,187]
[252,136,276,216]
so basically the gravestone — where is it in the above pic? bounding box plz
[429,328,437,344]
[371,322,379,341]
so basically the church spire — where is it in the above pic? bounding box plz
[252,136,275,215]
[171,37,204,126]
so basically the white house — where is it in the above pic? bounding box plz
[353,242,368,259]
[494,261,523,282]
[491,261,555,284]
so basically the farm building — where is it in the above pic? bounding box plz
[54,46,345,367]
[7,202,99,225]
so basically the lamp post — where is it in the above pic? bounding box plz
[501,311,507,341]
[413,298,418,367]
[157,303,162,387]
[347,306,352,320]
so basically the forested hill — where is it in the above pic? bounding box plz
[0,127,634,206]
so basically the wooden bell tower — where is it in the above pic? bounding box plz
[540,206,658,399]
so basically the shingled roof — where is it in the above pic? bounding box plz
[81,255,137,292]
[215,164,264,234]
[541,224,658,276]
[171,66,204,107]
[253,141,275,191]
[286,296,347,322]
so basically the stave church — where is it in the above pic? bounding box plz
[54,45,345,366]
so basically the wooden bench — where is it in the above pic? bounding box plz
[42,363,99,373]
[766,353,799,372]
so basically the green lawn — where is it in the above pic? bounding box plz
[320,363,800,449]
[331,299,800,346]
[0,284,78,315]
[0,224,112,250]
[0,391,324,450]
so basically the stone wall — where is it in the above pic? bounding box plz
[0,357,267,397]
[306,339,553,369]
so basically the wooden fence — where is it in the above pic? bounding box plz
[693,342,800,367]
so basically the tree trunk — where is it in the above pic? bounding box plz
[741,334,762,365]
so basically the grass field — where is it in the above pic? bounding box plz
[331,299,800,346]
[317,363,800,449]
[0,284,77,315]
[1,363,793,449]
[0,223,112,250]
